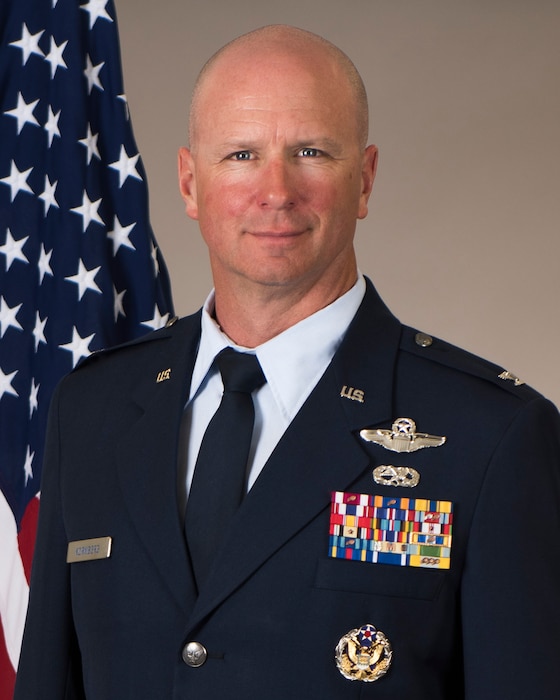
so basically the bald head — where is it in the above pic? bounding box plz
[188,25,369,150]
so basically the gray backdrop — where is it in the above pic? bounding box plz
[116,0,560,406]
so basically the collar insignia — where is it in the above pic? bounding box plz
[156,368,171,383]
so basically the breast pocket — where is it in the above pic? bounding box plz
[314,557,446,601]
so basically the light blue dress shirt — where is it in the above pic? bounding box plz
[181,275,366,500]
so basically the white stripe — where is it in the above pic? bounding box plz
[0,489,30,671]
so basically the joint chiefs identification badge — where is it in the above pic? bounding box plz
[335,624,392,682]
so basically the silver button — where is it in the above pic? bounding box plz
[182,641,208,667]
[415,332,433,348]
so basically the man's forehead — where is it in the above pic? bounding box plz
[195,71,356,145]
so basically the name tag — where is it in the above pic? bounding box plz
[67,537,112,563]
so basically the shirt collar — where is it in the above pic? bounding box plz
[189,275,366,420]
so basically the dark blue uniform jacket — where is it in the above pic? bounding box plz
[15,279,560,699]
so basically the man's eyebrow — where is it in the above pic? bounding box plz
[212,137,346,157]
[296,138,342,150]
[215,141,256,152]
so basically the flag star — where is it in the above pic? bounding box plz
[78,124,101,163]
[84,54,104,94]
[80,0,113,29]
[44,105,61,146]
[0,296,24,337]
[65,259,102,300]
[107,215,136,255]
[109,145,141,188]
[29,379,40,418]
[60,326,95,367]
[0,228,30,270]
[150,241,160,275]
[23,446,35,485]
[38,244,54,284]
[0,160,34,202]
[113,285,126,321]
[4,92,40,135]
[141,304,169,331]
[9,23,45,65]
[45,35,68,79]
[0,365,19,400]
[70,190,104,232]
[38,175,59,216]
[33,311,47,350]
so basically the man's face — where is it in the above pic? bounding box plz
[179,46,377,296]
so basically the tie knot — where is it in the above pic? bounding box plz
[216,348,266,394]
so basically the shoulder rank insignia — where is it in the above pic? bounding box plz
[360,418,446,453]
[498,370,524,386]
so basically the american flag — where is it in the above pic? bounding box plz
[0,0,174,695]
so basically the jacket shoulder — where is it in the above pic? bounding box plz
[70,312,201,374]
[399,325,544,403]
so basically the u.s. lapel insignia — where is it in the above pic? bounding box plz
[156,368,171,383]
[340,385,365,403]
[335,623,392,682]
[373,464,420,488]
[360,418,446,453]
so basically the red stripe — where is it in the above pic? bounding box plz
[0,624,16,700]
[17,496,40,584]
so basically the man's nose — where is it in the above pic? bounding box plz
[257,158,297,209]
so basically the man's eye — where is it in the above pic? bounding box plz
[229,151,252,160]
[298,148,321,157]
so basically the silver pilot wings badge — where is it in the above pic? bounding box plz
[360,418,446,453]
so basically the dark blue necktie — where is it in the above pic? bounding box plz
[185,347,266,588]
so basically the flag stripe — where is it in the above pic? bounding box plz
[0,491,29,671]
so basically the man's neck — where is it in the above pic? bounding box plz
[212,268,358,348]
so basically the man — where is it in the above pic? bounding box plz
[15,25,560,699]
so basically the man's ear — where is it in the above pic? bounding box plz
[178,147,199,220]
[357,144,378,220]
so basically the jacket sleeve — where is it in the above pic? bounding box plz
[461,396,560,699]
[14,382,86,700]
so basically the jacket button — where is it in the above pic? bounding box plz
[415,332,433,347]
[182,641,208,667]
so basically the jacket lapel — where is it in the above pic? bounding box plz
[187,279,402,631]
[113,316,201,614]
